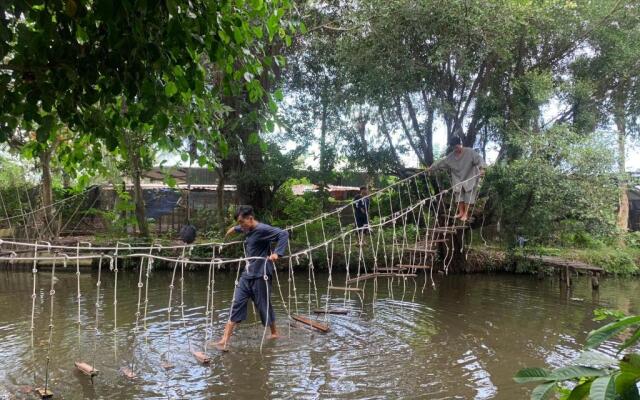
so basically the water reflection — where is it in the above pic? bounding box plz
[0,268,638,399]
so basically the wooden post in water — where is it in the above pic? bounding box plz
[591,272,600,290]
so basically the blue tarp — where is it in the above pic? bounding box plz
[143,189,181,219]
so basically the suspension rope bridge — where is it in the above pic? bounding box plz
[0,169,483,399]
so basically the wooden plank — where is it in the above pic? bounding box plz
[328,286,363,292]
[523,255,603,272]
[35,388,53,399]
[403,247,437,253]
[345,273,395,285]
[420,238,448,244]
[375,267,408,273]
[74,361,98,377]
[396,264,432,270]
[291,315,330,333]
[394,273,418,278]
[313,308,349,315]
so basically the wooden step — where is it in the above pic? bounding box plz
[403,247,437,253]
[375,267,408,273]
[291,315,330,333]
[328,286,363,292]
[345,273,395,285]
[396,264,432,270]
[416,238,447,244]
[35,388,53,399]
[394,273,418,278]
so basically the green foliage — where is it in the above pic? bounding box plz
[270,178,322,228]
[516,309,640,400]
[487,127,618,244]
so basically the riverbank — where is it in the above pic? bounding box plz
[465,245,640,276]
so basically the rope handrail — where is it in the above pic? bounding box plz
[0,186,96,223]
[0,172,480,257]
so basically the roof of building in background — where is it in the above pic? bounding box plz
[291,184,361,196]
[106,183,237,191]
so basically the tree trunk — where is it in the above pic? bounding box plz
[614,86,629,232]
[216,169,226,234]
[318,99,330,207]
[38,148,55,238]
[394,97,428,166]
[378,105,405,174]
[125,132,149,237]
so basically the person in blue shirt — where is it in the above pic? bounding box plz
[214,205,289,350]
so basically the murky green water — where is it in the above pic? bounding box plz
[0,266,638,399]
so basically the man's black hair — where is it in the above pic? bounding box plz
[234,205,255,220]
[359,186,368,191]
[448,136,462,146]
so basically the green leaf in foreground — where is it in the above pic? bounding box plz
[513,368,551,383]
[530,381,556,400]
[589,375,617,400]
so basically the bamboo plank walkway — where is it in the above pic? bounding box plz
[523,255,603,272]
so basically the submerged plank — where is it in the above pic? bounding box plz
[395,264,432,270]
[313,308,349,315]
[74,361,98,377]
[291,315,330,333]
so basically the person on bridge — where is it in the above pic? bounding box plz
[214,205,289,349]
[428,136,485,222]
[353,186,371,241]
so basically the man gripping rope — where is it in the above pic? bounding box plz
[428,137,485,222]
[214,205,289,349]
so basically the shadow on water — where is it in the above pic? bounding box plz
[0,267,638,399]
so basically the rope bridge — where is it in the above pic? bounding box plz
[0,170,483,399]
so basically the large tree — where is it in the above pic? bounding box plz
[1,0,293,236]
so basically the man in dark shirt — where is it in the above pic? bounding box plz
[214,205,289,350]
[353,186,371,241]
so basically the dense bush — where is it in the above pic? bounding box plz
[486,127,618,246]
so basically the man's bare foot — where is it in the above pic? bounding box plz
[269,333,281,340]
[460,214,469,222]
[210,339,230,351]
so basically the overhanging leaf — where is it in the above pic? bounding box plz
[548,366,607,381]
[586,316,640,349]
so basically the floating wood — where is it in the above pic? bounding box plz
[120,367,137,379]
[192,351,211,364]
[74,361,98,377]
[291,315,330,333]
[35,388,53,399]
[396,264,432,270]
[161,361,175,370]
[328,286,363,292]
[313,308,349,315]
